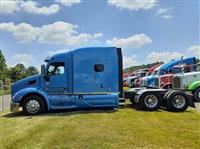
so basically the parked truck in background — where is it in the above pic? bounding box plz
[173,71,200,102]
[134,63,163,87]
[126,70,148,88]
[140,57,196,88]
[158,64,193,89]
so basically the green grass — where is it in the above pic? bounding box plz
[1,106,200,149]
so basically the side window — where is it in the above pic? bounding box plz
[94,64,104,72]
[47,62,65,76]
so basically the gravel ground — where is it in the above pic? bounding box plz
[0,95,11,111]
[195,103,200,112]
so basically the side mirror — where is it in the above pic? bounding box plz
[41,65,50,82]
[41,64,46,76]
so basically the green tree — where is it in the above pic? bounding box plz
[0,50,8,81]
[9,64,27,82]
[26,66,39,76]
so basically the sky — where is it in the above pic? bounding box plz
[0,0,200,69]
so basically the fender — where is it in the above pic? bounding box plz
[187,81,200,91]
[12,87,51,110]
[134,88,166,103]
[161,83,172,89]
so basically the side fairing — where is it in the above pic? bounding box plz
[73,47,119,94]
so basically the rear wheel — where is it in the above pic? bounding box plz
[194,88,200,102]
[22,95,46,115]
[138,93,161,111]
[166,91,188,112]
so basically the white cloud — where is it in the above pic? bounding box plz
[156,8,173,19]
[108,0,157,11]
[106,33,152,49]
[38,21,103,46]
[21,1,60,15]
[0,22,40,43]
[147,51,185,63]
[0,0,20,14]
[156,8,168,15]
[47,49,70,56]
[0,21,103,45]
[161,15,173,19]
[12,54,33,66]
[55,0,81,6]
[123,55,139,68]
[187,45,200,57]
[1,0,60,15]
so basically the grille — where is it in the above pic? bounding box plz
[141,80,147,87]
[173,77,181,89]
[154,78,159,88]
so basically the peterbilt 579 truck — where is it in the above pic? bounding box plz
[11,47,123,115]
[10,47,199,115]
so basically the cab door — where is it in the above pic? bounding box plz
[44,62,75,108]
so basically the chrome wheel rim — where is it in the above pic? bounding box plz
[144,94,158,108]
[172,95,186,109]
[26,100,40,114]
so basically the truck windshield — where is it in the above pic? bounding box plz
[172,66,191,74]
[172,68,182,74]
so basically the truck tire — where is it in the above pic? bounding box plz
[166,91,188,112]
[194,88,200,102]
[138,92,161,111]
[22,95,46,115]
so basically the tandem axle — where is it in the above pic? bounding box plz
[124,88,196,112]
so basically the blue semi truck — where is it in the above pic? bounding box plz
[10,47,198,114]
[11,47,123,115]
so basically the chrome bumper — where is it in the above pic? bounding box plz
[10,102,20,112]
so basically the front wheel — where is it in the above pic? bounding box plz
[194,88,200,102]
[22,95,46,115]
[166,91,188,112]
[138,93,161,111]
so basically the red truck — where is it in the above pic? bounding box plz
[158,64,192,89]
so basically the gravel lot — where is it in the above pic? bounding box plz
[0,95,11,111]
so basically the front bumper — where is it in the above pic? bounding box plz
[10,102,20,112]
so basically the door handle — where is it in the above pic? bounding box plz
[78,95,83,99]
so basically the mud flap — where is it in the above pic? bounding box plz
[186,93,195,108]
[123,91,136,100]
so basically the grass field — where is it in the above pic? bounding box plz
[1,106,200,149]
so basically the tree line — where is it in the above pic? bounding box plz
[0,50,39,82]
